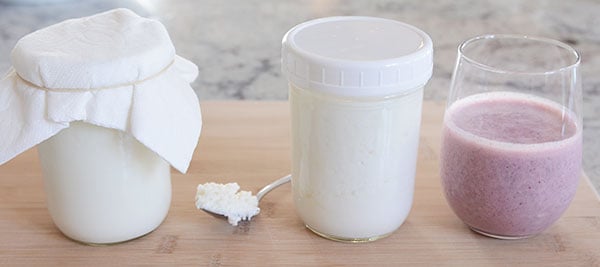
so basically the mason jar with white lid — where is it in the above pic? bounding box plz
[0,9,201,245]
[282,16,433,242]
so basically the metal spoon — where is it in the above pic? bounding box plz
[200,174,291,221]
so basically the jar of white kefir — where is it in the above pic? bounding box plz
[37,122,172,244]
[0,9,201,244]
[282,17,433,242]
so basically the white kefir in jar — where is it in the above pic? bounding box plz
[38,122,171,244]
[291,85,423,239]
[282,17,433,242]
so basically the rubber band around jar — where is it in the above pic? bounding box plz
[13,59,175,93]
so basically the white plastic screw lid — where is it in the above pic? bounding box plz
[282,16,433,97]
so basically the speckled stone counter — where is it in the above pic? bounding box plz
[1,0,598,190]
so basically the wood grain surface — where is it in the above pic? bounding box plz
[0,101,599,266]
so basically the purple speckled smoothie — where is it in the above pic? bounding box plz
[441,92,582,238]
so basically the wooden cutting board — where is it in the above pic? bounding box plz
[1,101,599,266]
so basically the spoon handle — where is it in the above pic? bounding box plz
[256,174,291,201]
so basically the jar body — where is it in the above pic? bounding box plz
[290,84,423,242]
[38,122,171,244]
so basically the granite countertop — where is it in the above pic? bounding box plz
[0,0,598,191]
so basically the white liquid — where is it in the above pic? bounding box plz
[290,85,423,240]
[38,122,171,244]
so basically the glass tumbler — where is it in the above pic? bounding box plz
[441,34,583,239]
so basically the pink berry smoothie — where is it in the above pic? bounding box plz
[440,92,582,238]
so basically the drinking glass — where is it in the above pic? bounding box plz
[441,34,582,239]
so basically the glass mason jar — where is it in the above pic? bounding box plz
[441,35,583,239]
[282,17,433,242]
[0,9,201,245]
[38,122,171,244]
